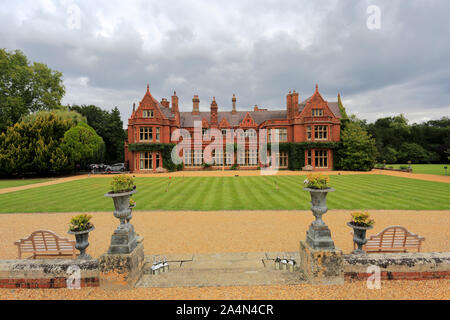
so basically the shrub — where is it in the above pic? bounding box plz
[230,164,238,170]
[336,121,377,171]
[304,173,330,189]
[69,214,93,232]
[399,165,408,170]
[110,175,135,193]
[349,212,374,227]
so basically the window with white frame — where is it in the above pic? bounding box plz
[314,126,328,140]
[315,150,328,168]
[307,150,312,166]
[140,127,153,142]
[249,149,258,165]
[215,149,224,165]
[312,109,323,117]
[279,128,287,142]
[155,152,161,168]
[268,128,287,142]
[156,127,160,142]
[143,110,154,118]
[307,126,312,141]
[193,149,203,166]
[279,152,288,167]
[184,149,192,166]
[140,152,153,170]
[246,129,257,139]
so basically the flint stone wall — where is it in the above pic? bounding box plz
[0,259,99,289]
[344,252,450,280]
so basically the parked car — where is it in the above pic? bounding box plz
[104,163,125,173]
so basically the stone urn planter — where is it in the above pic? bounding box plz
[68,227,95,260]
[347,222,373,254]
[303,187,336,250]
[104,189,138,254]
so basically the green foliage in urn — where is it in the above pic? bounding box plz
[349,212,375,227]
[110,175,135,193]
[303,173,330,189]
[69,214,93,232]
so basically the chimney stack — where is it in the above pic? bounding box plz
[286,91,293,119]
[171,91,179,113]
[291,90,299,118]
[232,94,237,114]
[192,95,200,114]
[160,98,170,109]
[210,97,218,125]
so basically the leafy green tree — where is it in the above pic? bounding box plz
[380,146,398,164]
[397,142,437,164]
[0,49,65,132]
[60,122,105,169]
[0,112,72,176]
[337,120,378,171]
[69,105,126,163]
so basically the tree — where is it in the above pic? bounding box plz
[0,49,65,132]
[337,120,378,171]
[0,112,73,176]
[69,105,126,163]
[380,146,398,164]
[60,122,105,169]
[397,142,437,164]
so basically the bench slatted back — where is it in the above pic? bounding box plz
[364,226,425,253]
[14,230,76,259]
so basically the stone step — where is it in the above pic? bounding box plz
[136,268,306,288]
[136,252,306,288]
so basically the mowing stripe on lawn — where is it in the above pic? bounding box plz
[0,175,449,212]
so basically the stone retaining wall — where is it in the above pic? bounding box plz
[343,252,450,281]
[0,259,99,289]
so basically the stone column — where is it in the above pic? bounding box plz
[299,188,344,285]
[100,189,145,289]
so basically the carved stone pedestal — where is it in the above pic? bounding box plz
[299,240,344,285]
[99,236,145,289]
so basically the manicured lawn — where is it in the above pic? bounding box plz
[0,179,51,189]
[383,164,449,176]
[0,175,449,213]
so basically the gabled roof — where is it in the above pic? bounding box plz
[298,94,341,118]
[137,85,174,119]
[179,110,287,128]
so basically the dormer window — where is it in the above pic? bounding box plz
[312,109,323,117]
[222,129,227,136]
[143,110,154,118]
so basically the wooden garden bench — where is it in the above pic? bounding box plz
[353,226,425,253]
[14,230,76,259]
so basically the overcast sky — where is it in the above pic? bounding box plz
[1,0,449,126]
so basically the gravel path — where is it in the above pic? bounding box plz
[1,210,448,259]
[1,210,448,300]
[1,280,448,300]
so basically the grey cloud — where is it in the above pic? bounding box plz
[0,0,449,125]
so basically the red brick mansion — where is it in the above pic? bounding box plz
[124,84,343,172]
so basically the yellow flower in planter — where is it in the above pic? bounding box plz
[350,211,375,227]
[304,173,330,189]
